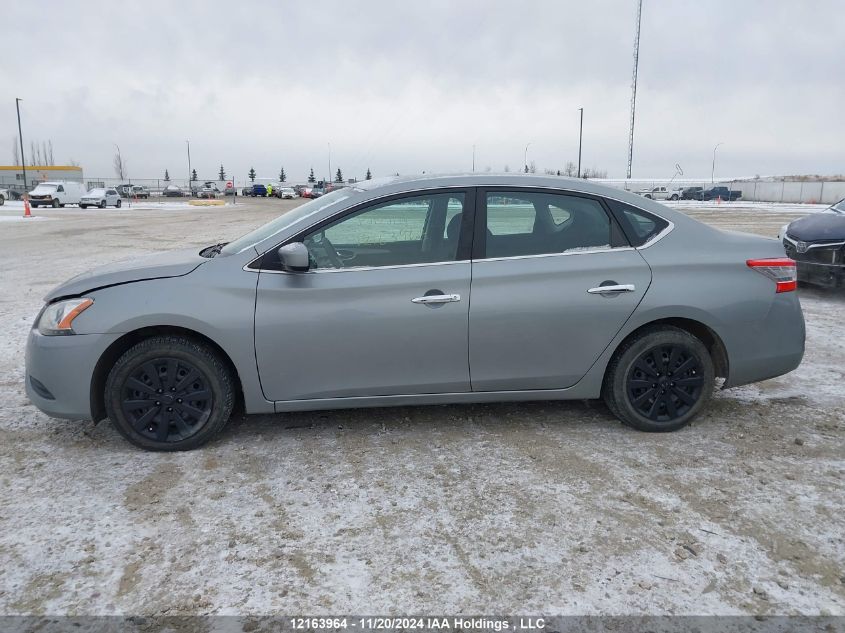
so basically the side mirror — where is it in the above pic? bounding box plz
[277,242,310,272]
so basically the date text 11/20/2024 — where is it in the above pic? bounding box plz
[290,618,547,631]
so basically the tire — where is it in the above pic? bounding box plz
[602,326,714,432]
[80,204,87,209]
[644,194,652,199]
[116,199,122,208]
[105,336,235,451]
[31,203,39,208]
[99,200,106,209]
[52,199,60,208]
[670,194,679,201]
[0,195,5,206]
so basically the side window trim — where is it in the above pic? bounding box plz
[605,198,671,248]
[472,187,630,261]
[252,187,476,272]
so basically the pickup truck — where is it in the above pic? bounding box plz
[699,186,741,201]
[635,186,681,201]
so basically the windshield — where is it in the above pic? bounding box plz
[34,184,57,192]
[830,198,845,214]
[87,189,105,195]
[220,188,353,255]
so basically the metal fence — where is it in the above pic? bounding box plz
[597,178,845,204]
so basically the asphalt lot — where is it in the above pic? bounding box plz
[0,196,843,615]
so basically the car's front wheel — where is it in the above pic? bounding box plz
[116,199,122,208]
[603,326,714,432]
[52,199,60,208]
[105,336,235,451]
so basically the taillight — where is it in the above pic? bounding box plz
[746,258,797,293]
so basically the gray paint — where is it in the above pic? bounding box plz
[25,174,805,423]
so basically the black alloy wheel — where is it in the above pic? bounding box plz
[603,326,714,432]
[625,344,705,422]
[120,357,213,443]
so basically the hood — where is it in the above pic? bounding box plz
[786,211,845,242]
[45,248,207,302]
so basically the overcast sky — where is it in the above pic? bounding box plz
[3,1,843,184]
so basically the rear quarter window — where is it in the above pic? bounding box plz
[607,199,670,246]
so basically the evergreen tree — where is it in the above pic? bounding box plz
[335,168,343,183]
[279,167,286,182]
[191,169,198,181]
[164,169,170,182]
[248,167,256,182]
[308,168,315,183]
[365,168,372,180]
[218,164,226,180]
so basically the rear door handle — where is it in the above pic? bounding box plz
[587,284,635,294]
[411,294,461,304]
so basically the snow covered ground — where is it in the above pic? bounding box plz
[0,199,842,616]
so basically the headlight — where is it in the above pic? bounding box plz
[37,298,94,336]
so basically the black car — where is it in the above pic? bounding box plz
[782,198,845,288]
[241,185,254,196]
[162,185,185,197]
[681,187,703,200]
[700,186,742,201]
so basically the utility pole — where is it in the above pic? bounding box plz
[626,0,643,179]
[186,140,192,192]
[327,142,331,186]
[472,144,476,172]
[524,142,532,173]
[577,107,584,179]
[15,98,27,191]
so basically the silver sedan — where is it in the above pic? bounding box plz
[25,174,805,450]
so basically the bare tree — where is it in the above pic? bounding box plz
[529,160,536,174]
[113,152,127,180]
[47,140,55,166]
[503,164,510,172]
[563,161,577,177]
[68,158,80,167]
[31,141,38,165]
[12,137,19,166]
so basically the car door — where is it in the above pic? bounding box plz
[468,188,652,391]
[254,190,473,402]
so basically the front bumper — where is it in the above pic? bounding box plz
[796,262,845,288]
[25,328,122,420]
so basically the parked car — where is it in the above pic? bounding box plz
[162,185,185,197]
[299,187,314,198]
[309,186,325,198]
[780,197,845,288]
[131,185,150,199]
[680,187,703,200]
[275,187,296,199]
[251,184,268,197]
[28,181,87,208]
[224,186,237,196]
[198,187,217,199]
[635,186,681,201]
[241,185,254,197]
[79,188,122,209]
[25,174,804,451]
[0,188,7,205]
[699,186,741,201]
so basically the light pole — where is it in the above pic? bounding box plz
[186,140,192,192]
[472,144,476,173]
[711,142,724,184]
[577,107,584,178]
[328,142,331,184]
[524,142,532,173]
[15,98,27,192]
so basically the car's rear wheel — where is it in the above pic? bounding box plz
[105,336,235,451]
[116,199,122,208]
[80,204,87,209]
[603,326,714,432]
[670,194,679,200]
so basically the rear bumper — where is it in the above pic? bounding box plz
[796,262,845,289]
[721,292,805,388]
[25,328,122,420]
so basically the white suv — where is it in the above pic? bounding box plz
[80,188,122,209]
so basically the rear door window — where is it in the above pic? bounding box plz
[481,191,620,259]
[606,199,670,246]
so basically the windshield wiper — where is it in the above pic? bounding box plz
[200,242,227,258]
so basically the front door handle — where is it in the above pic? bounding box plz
[587,284,635,294]
[411,293,461,304]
